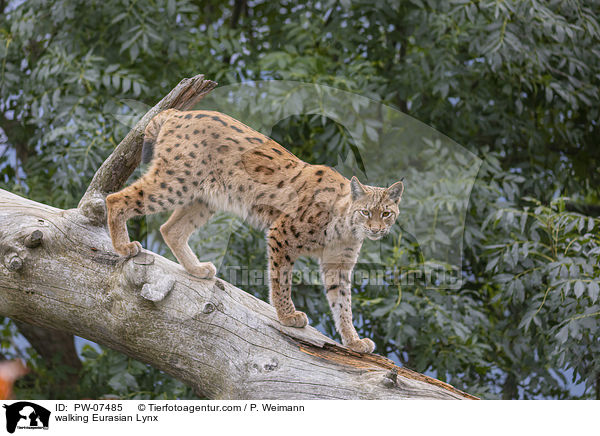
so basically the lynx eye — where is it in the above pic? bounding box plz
[381,211,392,218]
[360,209,371,217]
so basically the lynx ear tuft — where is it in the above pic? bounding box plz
[387,180,404,203]
[350,176,367,201]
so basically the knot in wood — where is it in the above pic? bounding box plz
[250,357,279,373]
[202,302,216,314]
[6,254,23,272]
[78,193,107,226]
[140,276,175,302]
[24,230,43,248]
[263,359,278,372]
[382,369,398,388]
[133,252,155,265]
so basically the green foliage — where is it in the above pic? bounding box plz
[483,197,599,398]
[1,0,598,399]
[77,346,198,399]
[12,343,197,400]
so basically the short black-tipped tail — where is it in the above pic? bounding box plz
[141,139,155,164]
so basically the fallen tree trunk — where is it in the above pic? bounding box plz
[0,189,475,399]
[0,74,477,400]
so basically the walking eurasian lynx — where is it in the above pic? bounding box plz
[106,109,404,353]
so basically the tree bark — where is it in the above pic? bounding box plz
[0,74,477,400]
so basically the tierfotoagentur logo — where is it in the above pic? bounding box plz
[2,402,50,433]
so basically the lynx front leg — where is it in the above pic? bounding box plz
[267,227,307,328]
[321,255,375,353]
[160,200,216,279]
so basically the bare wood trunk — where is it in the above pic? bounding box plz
[0,189,475,399]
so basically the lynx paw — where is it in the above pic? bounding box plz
[347,338,375,353]
[279,311,308,328]
[186,262,217,279]
[115,241,142,258]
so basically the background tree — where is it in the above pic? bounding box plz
[0,0,598,399]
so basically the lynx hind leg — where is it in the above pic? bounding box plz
[106,181,147,257]
[106,175,172,257]
[160,200,216,279]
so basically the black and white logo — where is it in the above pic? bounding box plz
[3,402,50,433]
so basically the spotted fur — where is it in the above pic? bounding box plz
[106,109,404,353]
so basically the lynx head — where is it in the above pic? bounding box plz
[349,176,404,240]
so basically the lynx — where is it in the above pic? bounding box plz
[106,109,404,353]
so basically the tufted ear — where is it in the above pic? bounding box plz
[350,176,367,201]
[387,179,404,203]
